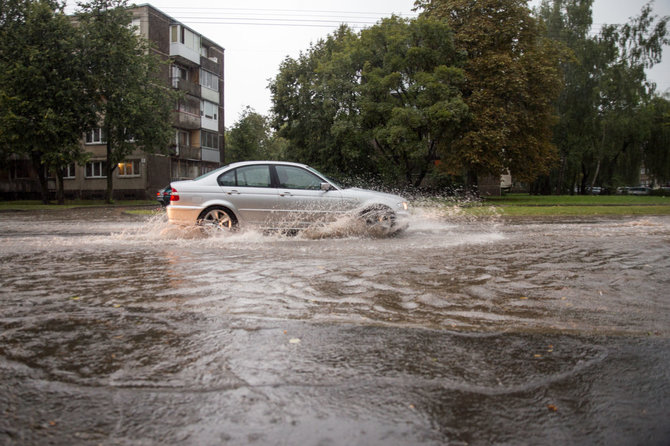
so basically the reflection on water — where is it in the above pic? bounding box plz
[1,207,669,445]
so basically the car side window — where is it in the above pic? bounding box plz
[236,165,271,187]
[218,170,236,186]
[275,165,322,190]
[217,165,271,187]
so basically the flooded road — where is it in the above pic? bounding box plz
[1,207,669,445]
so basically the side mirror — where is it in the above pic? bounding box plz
[321,182,334,191]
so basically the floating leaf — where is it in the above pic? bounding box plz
[547,404,558,412]
[289,338,301,344]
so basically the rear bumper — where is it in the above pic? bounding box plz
[167,205,202,226]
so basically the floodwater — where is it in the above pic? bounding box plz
[1,206,669,445]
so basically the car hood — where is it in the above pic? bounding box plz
[342,187,406,202]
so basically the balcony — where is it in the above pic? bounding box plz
[174,111,200,130]
[171,144,201,160]
[170,77,201,97]
[170,42,200,66]
[200,55,220,74]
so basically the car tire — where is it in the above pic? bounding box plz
[361,205,395,230]
[197,206,237,230]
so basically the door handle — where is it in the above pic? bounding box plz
[227,190,240,195]
[280,191,292,197]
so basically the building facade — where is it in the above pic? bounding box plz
[0,4,225,200]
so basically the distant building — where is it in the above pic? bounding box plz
[0,4,225,200]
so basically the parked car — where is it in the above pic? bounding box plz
[156,186,172,206]
[167,161,410,232]
[628,186,651,195]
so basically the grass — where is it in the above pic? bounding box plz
[484,194,670,206]
[0,199,157,211]
[3,195,670,218]
[477,193,670,217]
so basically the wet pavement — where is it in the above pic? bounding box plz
[1,207,669,445]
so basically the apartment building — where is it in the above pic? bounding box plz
[0,4,225,200]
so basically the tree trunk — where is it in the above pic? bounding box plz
[106,154,115,204]
[105,131,115,204]
[466,169,478,194]
[590,159,601,189]
[56,168,65,205]
[557,154,566,194]
[30,151,50,204]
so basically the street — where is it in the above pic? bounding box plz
[1,208,669,445]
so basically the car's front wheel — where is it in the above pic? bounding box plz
[361,205,396,230]
[197,206,237,230]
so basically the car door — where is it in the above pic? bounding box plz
[273,165,344,227]
[217,165,280,225]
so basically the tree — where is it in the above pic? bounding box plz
[643,96,670,185]
[415,0,565,186]
[0,0,96,203]
[270,18,468,188]
[225,107,288,163]
[270,26,367,178]
[76,0,175,203]
[538,0,669,193]
[353,16,468,187]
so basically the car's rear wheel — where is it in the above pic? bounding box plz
[197,206,237,230]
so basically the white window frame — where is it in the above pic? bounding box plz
[201,130,218,149]
[64,163,76,179]
[200,69,219,92]
[85,128,106,144]
[118,160,140,177]
[85,161,106,178]
[200,100,218,120]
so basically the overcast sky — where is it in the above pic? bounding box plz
[68,0,670,126]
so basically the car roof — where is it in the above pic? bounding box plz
[224,160,309,169]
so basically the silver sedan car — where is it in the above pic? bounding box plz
[167,161,409,233]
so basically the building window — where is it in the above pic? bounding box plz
[170,25,200,52]
[200,100,218,120]
[176,130,190,147]
[118,160,140,177]
[85,128,106,144]
[64,163,76,179]
[201,130,219,149]
[85,161,106,178]
[131,17,141,36]
[171,65,188,88]
[200,69,219,92]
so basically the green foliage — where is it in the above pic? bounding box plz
[538,0,669,194]
[225,107,287,163]
[270,18,469,187]
[0,0,97,203]
[270,26,366,178]
[416,0,564,184]
[355,16,468,187]
[644,96,670,184]
[76,0,176,203]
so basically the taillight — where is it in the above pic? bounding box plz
[170,187,179,201]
